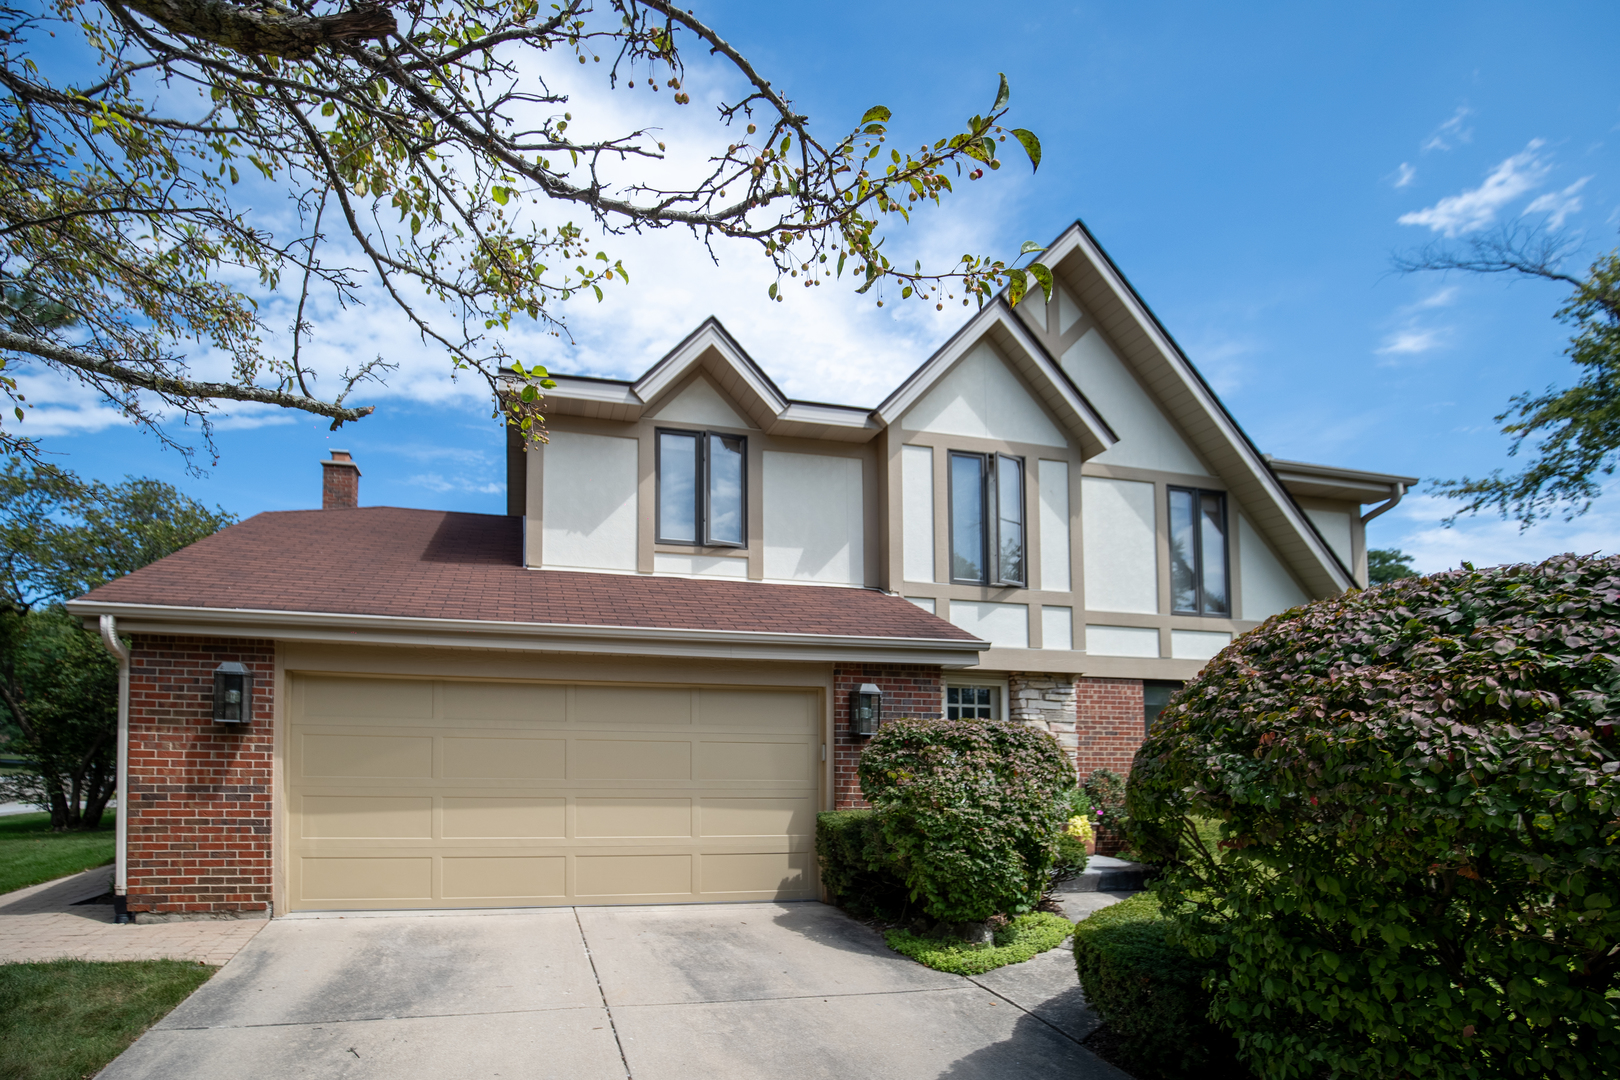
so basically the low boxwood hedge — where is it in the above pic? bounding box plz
[815,809,910,918]
[1073,894,1244,1080]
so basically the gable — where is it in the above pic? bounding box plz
[646,374,754,430]
[900,342,1069,448]
[1058,328,1207,475]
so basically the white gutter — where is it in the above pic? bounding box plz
[1361,482,1407,525]
[96,615,130,905]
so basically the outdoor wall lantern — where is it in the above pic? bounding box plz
[212,662,254,724]
[851,683,883,738]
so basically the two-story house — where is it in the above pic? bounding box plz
[68,221,1414,921]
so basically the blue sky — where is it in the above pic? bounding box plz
[25,1,1620,571]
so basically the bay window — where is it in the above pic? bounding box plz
[657,429,746,546]
[949,451,1025,586]
[1168,487,1228,616]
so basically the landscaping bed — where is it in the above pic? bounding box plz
[0,959,214,1080]
[0,812,115,896]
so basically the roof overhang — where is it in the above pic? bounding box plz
[69,600,989,667]
[1264,457,1419,505]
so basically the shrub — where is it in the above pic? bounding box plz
[1129,554,1620,1080]
[1073,894,1242,1079]
[1083,767,1128,846]
[814,810,909,918]
[887,912,1073,975]
[859,717,1074,924]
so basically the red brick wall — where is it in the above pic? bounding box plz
[126,635,275,916]
[832,664,942,809]
[1074,676,1146,781]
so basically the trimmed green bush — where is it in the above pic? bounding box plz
[814,809,909,918]
[887,912,1073,975]
[1073,894,1241,1079]
[1129,554,1620,1080]
[859,717,1074,924]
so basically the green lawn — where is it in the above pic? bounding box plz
[0,812,115,896]
[0,960,214,1080]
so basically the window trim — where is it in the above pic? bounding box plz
[943,677,1007,721]
[1168,486,1229,617]
[655,427,748,549]
[947,450,1026,587]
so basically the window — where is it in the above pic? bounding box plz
[1143,680,1181,733]
[946,685,998,720]
[1168,487,1229,616]
[948,452,1025,586]
[656,429,746,546]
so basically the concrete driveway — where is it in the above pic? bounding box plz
[100,902,1129,1080]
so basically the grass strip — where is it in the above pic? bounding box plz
[885,912,1074,975]
[0,959,214,1080]
[0,812,115,896]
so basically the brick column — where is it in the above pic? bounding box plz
[831,664,942,809]
[1073,676,1146,780]
[1008,672,1078,762]
[126,635,275,920]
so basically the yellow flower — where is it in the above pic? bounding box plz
[1065,815,1094,844]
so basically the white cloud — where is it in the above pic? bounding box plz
[1398,140,1551,236]
[1376,326,1447,357]
[405,472,500,495]
[1392,162,1416,188]
[1420,107,1474,153]
[1522,176,1592,228]
[1411,285,1458,310]
[1376,489,1620,574]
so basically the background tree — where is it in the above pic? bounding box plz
[0,459,234,829]
[1366,546,1416,585]
[1397,226,1620,527]
[0,0,1052,463]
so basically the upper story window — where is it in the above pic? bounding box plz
[1169,487,1228,616]
[656,429,746,547]
[949,451,1025,586]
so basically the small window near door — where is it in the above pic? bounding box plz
[948,451,1025,586]
[1143,680,1181,734]
[946,685,998,720]
[1168,487,1229,616]
[656,428,746,547]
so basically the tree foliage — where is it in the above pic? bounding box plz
[1129,553,1620,1080]
[1397,226,1620,526]
[0,459,234,828]
[858,717,1073,925]
[1367,546,1417,585]
[0,0,1052,462]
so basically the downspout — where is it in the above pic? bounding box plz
[97,615,131,923]
[1361,482,1407,525]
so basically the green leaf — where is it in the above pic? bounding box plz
[1005,267,1027,307]
[1028,262,1054,302]
[1019,240,1044,256]
[768,282,778,300]
[492,186,511,206]
[861,105,893,125]
[836,251,847,278]
[993,73,1011,112]
[592,284,603,301]
[1010,128,1042,172]
[901,285,912,299]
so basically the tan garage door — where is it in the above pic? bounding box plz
[284,674,821,911]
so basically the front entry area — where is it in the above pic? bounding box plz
[284,674,821,911]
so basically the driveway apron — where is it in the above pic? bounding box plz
[99,902,1130,1080]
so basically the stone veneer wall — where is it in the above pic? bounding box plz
[832,663,943,809]
[1008,672,1078,761]
[125,635,275,920]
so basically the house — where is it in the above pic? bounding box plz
[65,221,1414,920]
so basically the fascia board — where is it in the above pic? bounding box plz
[1052,222,1354,595]
[1266,458,1420,488]
[66,600,988,667]
[633,323,788,420]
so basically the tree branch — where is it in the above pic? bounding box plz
[109,0,396,61]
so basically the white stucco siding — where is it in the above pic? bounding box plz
[1171,629,1231,661]
[900,343,1068,448]
[901,445,935,583]
[1304,508,1354,572]
[1038,460,1071,592]
[1041,606,1074,651]
[540,431,639,571]
[652,553,748,578]
[1059,330,1207,475]
[1086,624,1159,658]
[762,451,865,586]
[647,376,753,429]
[1238,514,1309,622]
[949,601,1029,649]
[1081,476,1158,615]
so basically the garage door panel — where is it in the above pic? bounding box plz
[300,796,432,839]
[701,851,813,895]
[302,857,432,900]
[697,740,810,782]
[575,854,693,897]
[439,680,568,723]
[576,798,692,839]
[574,685,693,725]
[571,739,691,780]
[699,797,814,837]
[302,734,433,778]
[444,737,565,780]
[443,857,566,899]
[697,689,815,731]
[443,797,566,839]
[301,676,435,721]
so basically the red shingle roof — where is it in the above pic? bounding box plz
[76,507,979,642]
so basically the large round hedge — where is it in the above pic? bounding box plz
[1129,553,1620,1080]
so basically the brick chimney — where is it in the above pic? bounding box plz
[321,450,360,510]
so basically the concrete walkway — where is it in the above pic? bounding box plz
[0,868,264,965]
[98,900,1133,1080]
